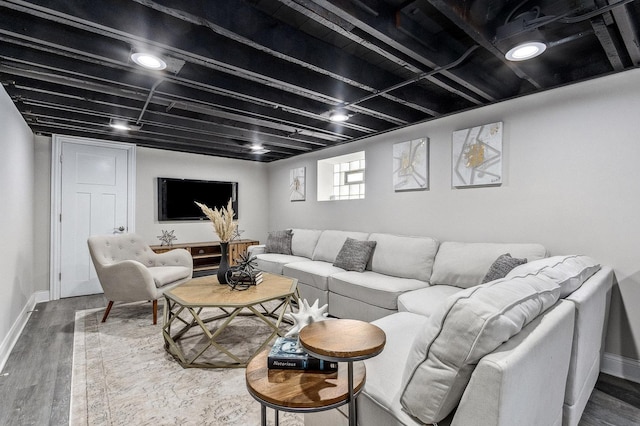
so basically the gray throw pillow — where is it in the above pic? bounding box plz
[481,253,527,283]
[333,238,377,272]
[265,230,293,255]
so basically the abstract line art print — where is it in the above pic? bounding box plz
[452,122,503,187]
[393,138,429,191]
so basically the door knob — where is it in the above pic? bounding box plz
[114,226,125,233]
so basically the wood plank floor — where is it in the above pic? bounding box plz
[1,295,640,425]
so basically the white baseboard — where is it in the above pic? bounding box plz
[601,352,640,384]
[0,290,50,373]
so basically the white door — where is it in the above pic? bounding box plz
[53,136,135,298]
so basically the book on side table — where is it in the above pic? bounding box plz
[268,337,338,372]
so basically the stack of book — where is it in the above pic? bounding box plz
[228,269,263,285]
[267,337,338,372]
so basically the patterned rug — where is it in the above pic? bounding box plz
[70,301,303,426]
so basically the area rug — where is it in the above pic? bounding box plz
[70,301,303,425]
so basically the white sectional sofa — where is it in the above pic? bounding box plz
[248,229,613,426]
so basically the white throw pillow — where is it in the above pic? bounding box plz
[400,274,561,424]
[505,254,601,298]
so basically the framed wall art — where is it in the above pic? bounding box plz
[289,167,306,201]
[393,137,429,192]
[452,122,503,188]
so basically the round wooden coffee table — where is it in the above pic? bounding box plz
[299,319,386,426]
[245,349,365,426]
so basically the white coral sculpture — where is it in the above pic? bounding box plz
[285,298,329,339]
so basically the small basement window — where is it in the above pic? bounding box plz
[317,151,365,201]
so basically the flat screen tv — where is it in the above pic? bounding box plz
[158,177,238,221]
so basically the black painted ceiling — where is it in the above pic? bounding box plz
[1,0,638,162]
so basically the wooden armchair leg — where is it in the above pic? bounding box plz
[153,299,158,325]
[102,301,114,323]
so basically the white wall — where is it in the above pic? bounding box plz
[0,85,36,367]
[266,68,640,362]
[134,147,270,245]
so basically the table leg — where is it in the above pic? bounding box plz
[348,361,356,426]
[275,408,279,425]
[261,404,266,426]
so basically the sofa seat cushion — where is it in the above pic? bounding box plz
[311,230,369,263]
[329,271,429,310]
[430,242,547,288]
[148,266,191,288]
[255,253,310,275]
[368,233,439,282]
[291,229,323,258]
[283,261,345,291]
[506,254,601,298]
[360,312,430,425]
[397,285,462,317]
[400,273,561,424]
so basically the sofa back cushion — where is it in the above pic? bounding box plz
[505,254,601,298]
[290,229,323,258]
[367,233,438,281]
[311,230,369,263]
[400,274,561,424]
[430,242,547,288]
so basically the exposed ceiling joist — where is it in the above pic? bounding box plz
[0,0,637,161]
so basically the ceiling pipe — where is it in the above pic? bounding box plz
[501,0,636,37]
[136,78,165,126]
[333,45,479,115]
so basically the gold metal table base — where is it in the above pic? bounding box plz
[162,273,299,368]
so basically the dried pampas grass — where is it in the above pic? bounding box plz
[195,199,237,243]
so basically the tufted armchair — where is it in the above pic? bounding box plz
[87,233,193,324]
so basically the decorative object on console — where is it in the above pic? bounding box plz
[157,229,177,246]
[290,167,306,201]
[393,138,429,191]
[195,199,237,284]
[265,229,293,255]
[333,237,377,272]
[452,121,503,187]
[481,253,527,283]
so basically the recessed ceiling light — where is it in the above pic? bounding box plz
[109,118,141,131]
[329,110,350,122]
[131,52,167,70]
[505,41,546,61]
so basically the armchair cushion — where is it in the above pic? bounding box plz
[149,266,192,288]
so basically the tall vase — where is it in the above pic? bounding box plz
[217,242,230,284]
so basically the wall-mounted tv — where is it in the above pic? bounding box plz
[157,177,238,221]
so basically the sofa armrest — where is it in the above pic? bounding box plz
[248,244,266,256]
[451,300,575,426]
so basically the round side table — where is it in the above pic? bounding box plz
[299,319,386,426]
[246,349,366,426]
